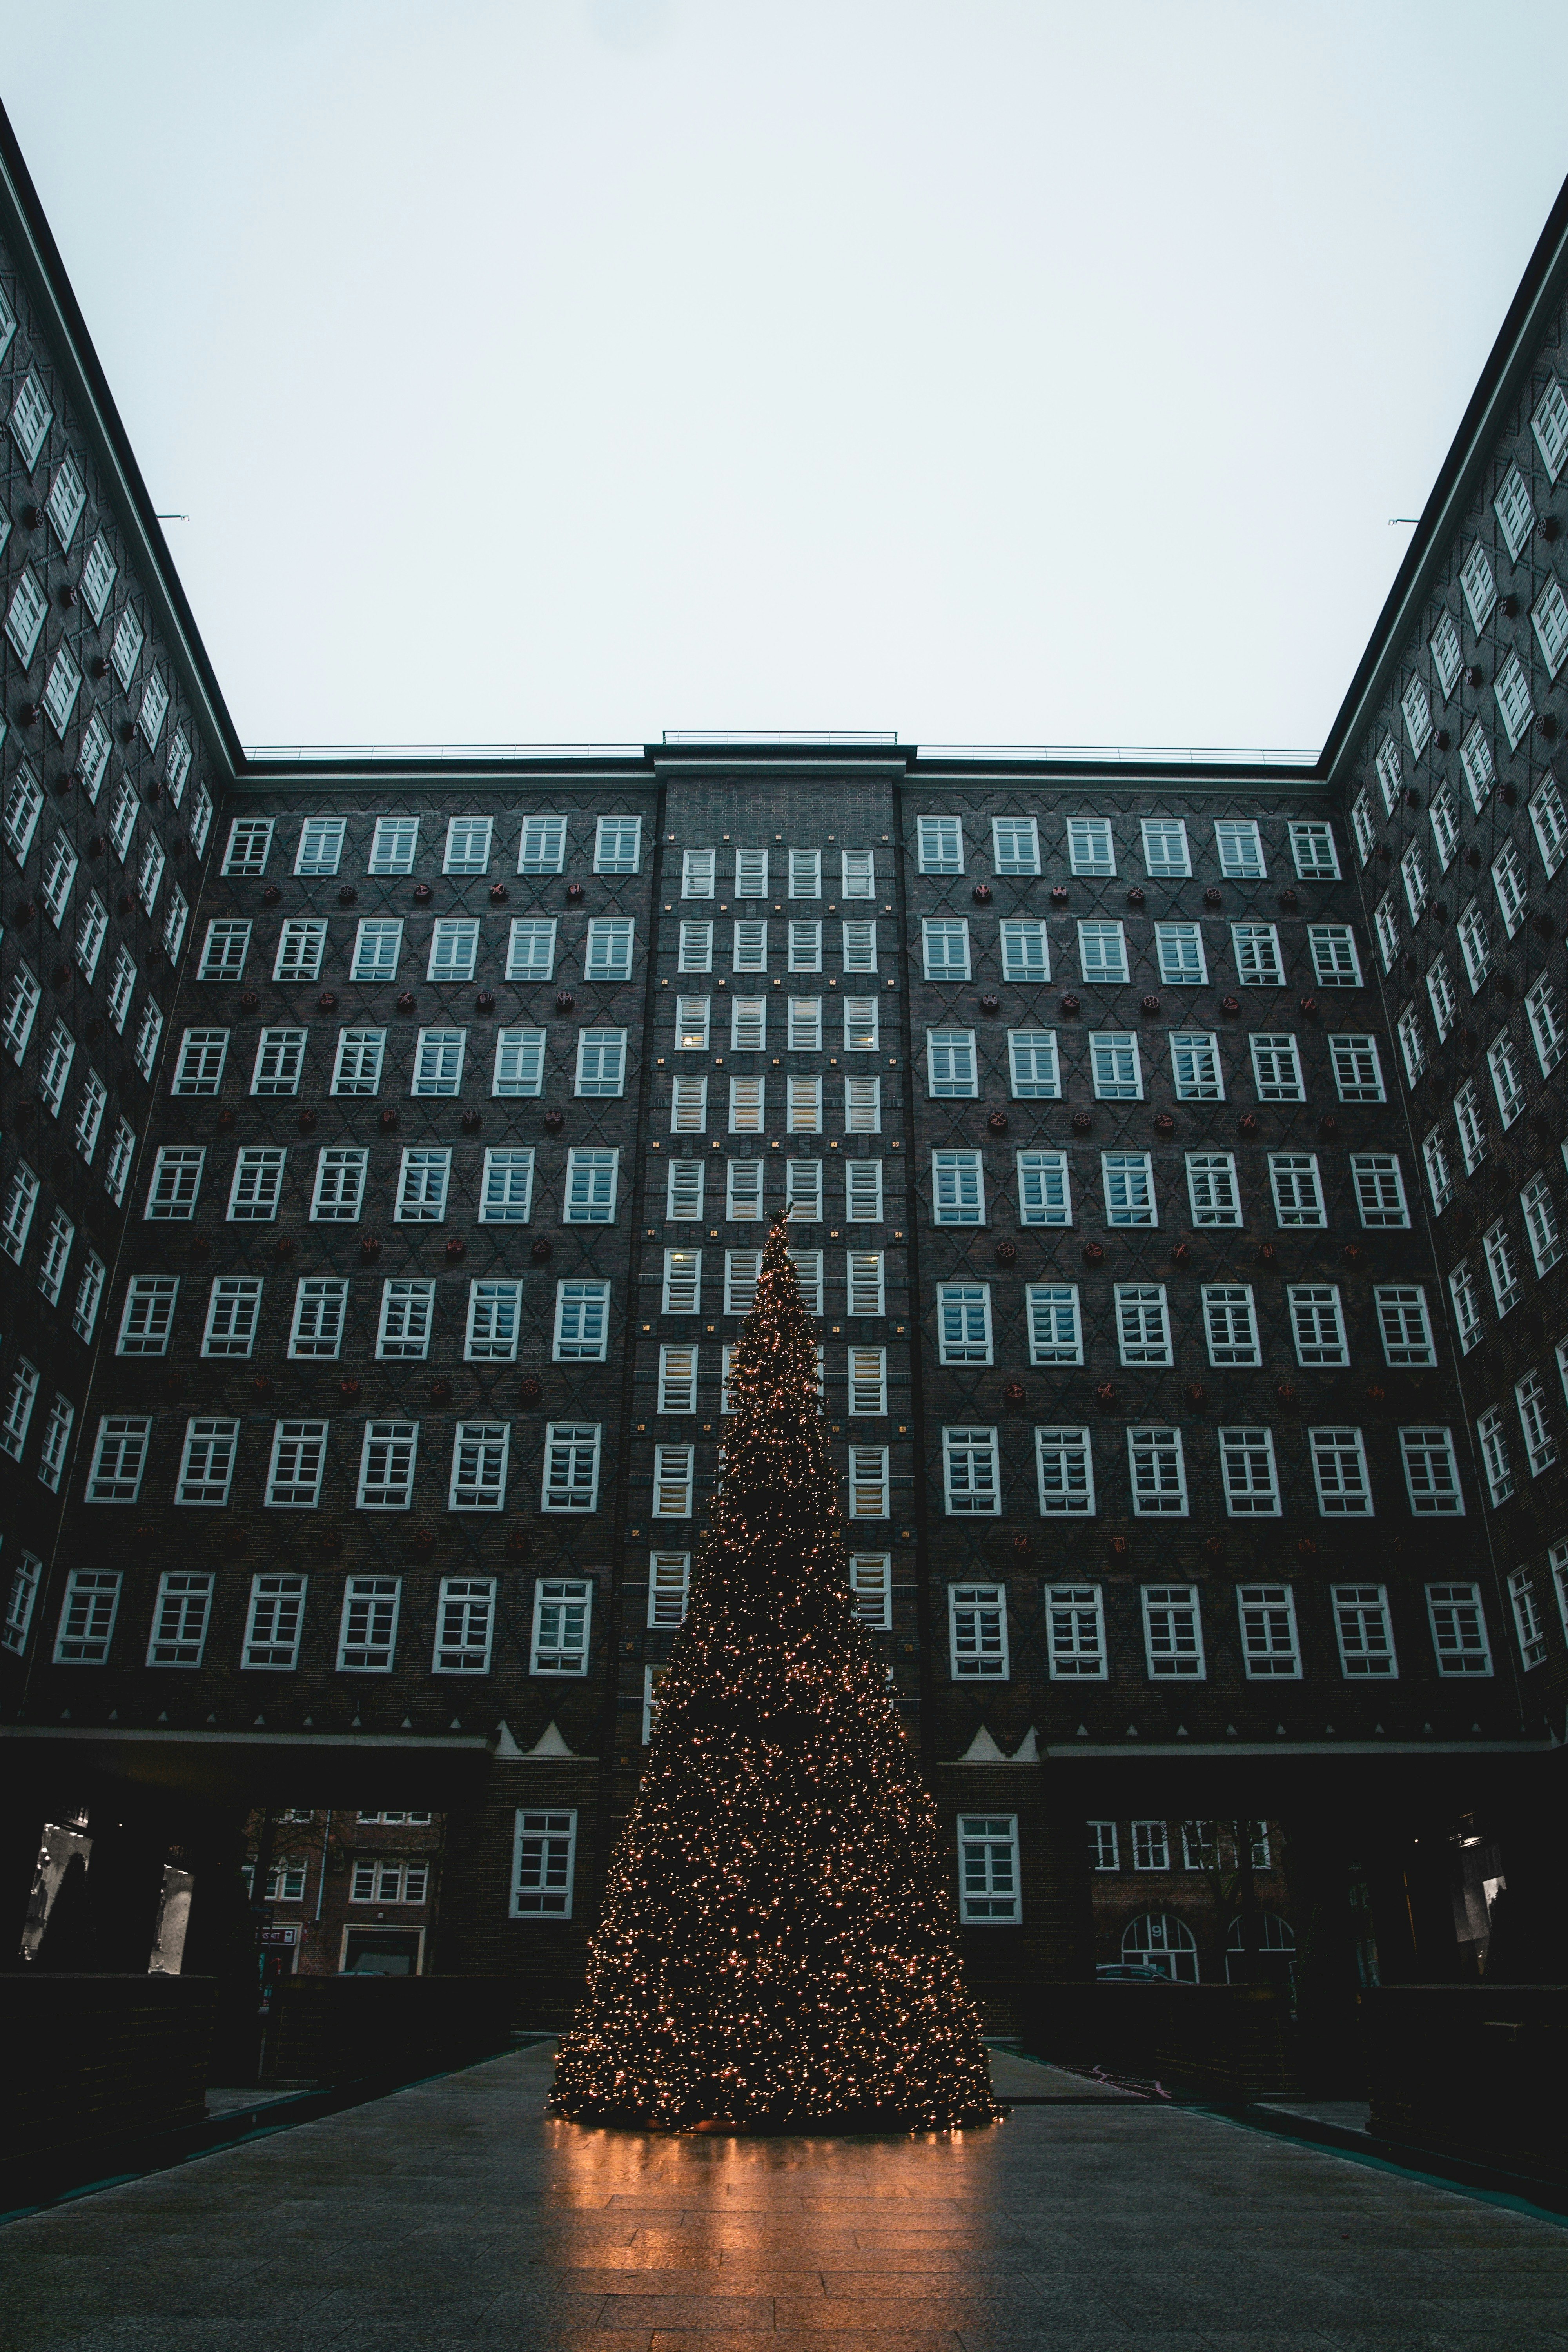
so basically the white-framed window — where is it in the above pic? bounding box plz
[146,1572,216,1668]
[1402,677,1432,758]
[1167,1031,1222,1102]
[1,1359,40,1460]
[1067,815,1115,875]
[788,997,822,1050]
[411,1027,466,1096]
[1042,1584,1105,1678]
[41,831,78,924]
[848,1445,890,1519]
[261,1419,327,1510]
[85,1413,152,1503]
[1077,921,1128,984]
[1284,1283,1347,1368]
[846,1551,890,1630]
[1116,1283,1172,1366]
[657,1344,698,1414]
[1102,1152,1156,1227]
[530,1574,593,1668]
[1219,1427,1281,1518]
[1185,1153,1241,1228]
[668,1158,706,1221]
[35,1208,73,1307]
[202,1275,263,1358]
[350,918,403,982]
[948,1580,1008,1673]
[329,1028,385,1097]
[395,1147,450,1223]
[1006,1028,1060,1100]
[848,1347,887,1416]
[564,1146,619,1224]
[727,846,767,898]
[449,1423,510,1512]
[653,1443,695,1518]
[427,919,480,984]
[992,816,1040,873]
[1520,1171,1562,1276]
[288,1276,349,1360]
[786,1157,824,1221]
[130,1000,160,1083]
[593,814,641,872]
[1456,729,1494,828]
[1532,374,1568,477]
[1,1161,40,1262]
[1530,773,1568,878]
[541,1423,601,1512]
[3,1549,44,1660]
[1141,818,1190,877]
[1141,1584,1203,1675]
[917,815,964,873]
[787,847,821,898]
[1494,462,1534,558]
[1027,1284,1083,1365]
[116,1273,179,1356]
[1483,1218,1523,1316]
[267,918,325,984]
[249,1026,306,1097]
[1036,1425,1095,1515]
[841,919,878,973]
[671,1073,708,1133]
[2,764,44,870]
[1131,1821,1170,1871]
[356,1419,419,1511]
[307,1146,367,1226]
[1487,1028,1526,1129]
[502,918,558,987]
[1203,1284,1261,1367]
[53,1570,122,1666]
[74,1069,108,1165]
[45,451,85,546]
[1089,1031,1142,1100]
[512,1809,578,1917]
[71,1249,107,1344]
[1332,1584,1397,1679]
[1214,819,1265,877]
[943,1426,1001,1516]
[1350,1152,1409,1229]
[731,920,768,973]
[937,1283,992,1365]
[662,1249,702,1314]
[674,921,714,976]
[845,1250,884,1314]
[292,816,345,876]
[188,778,214,855]
[997,919,1049,985]
[674,996,711,1053]
[104,1117,136,1206]
[1555,1540,1568,1646]
[926,1029,977,1096]
[585,917,635,983]
[1328,1033,1384,1102]
[1308,1425,1372,1516]
[553,1279,611,1363]
[1427,958,1457,1042]
[436,815,492,875]
[1237,1584,1299,1677]
[957,1816,1020,1925]
[107,774,139,862]
[648,1549,692,1630]
[513,811,568,875]
[1429,784,1461,871]
[1449,1260,1483,1354]
[1231,924,1283,987]
[9,365,53,465]
[1423,1124,1455,1214]
[1495,652,1534,752]
[74,891,109,983]
[1129,1428,1187,1517]
[162,884,189,966]
[1154,922,1207,985]
[479,1147,535,1224]
[465,1279,523,1363]
[1249,1031,1303,1102]
[1454,1079,1487,1175]
[1308,925,1361,989]
[1401,1426,1465,1516]
[932,1149,984,1225]
[376,1279,436,1359]
[1508,1567,1548,1672]
[842,996,879,1052]
[428,1575,496,1674]
[575,1027,626,1097]
[1427,1583,1492,1675]
[366,815,418,875]
[227,1145,285,1223]
[1516,1370,1556,1478]
[1088,1821,1120,1870]
[1289,820,1339,880]
[844,1075,881,1132]
[223,817,274,877]
[145,1144,205,1221]
[1456,901,1492,994]
[1018,1149,1071,1226]
[787,1074,823,1132]
[335,1575,401,1672]
[1374,893,1400,974]
[724,1248,760,1315]
[922,918,970,980]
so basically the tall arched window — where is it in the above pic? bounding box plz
[1122,1913,1199,1982]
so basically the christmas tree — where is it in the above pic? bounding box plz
[551,1214,994,2131]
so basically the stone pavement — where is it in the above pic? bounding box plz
[6,2040,1568,2351]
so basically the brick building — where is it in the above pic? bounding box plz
[2,102,1565,2033]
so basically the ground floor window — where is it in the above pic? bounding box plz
[1122,1913,1198,1981]
[512,1808,577,1918]
[1224,1911,1296,1985]
[957,1814,1020,1924]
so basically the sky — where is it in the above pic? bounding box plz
[3,1,1567,755]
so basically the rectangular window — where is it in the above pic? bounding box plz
[787,1074,823,1132]
[848,1347,888,1416]
[392,1148,448,1225]
[465,1279,522,1363]
[1131,1820,1170,1871]
[323,1030,384,1103]
[499,919,559,989]
[1088,1821,1120,1870]
[289,817,344,877]
[653,1443,694,1518]
[1115,1283,1172,1367]
[842,996,878,1052]
[1495,462,1535,557]
[724,1249,761,1315]
[943,1427,1001,1517]
[922,918,971,980]
[222,817,274,878]
[337,1576,402,1671]
[1329,1033,1385,1102]
[585,917,635,982]
[0,1359,40,1460]
[670,1074,708,1134]
[1,1160,40,1263]
[1185,1152,1241,1228]
[594,815,641,873]
[843,1075,881,1132]
[1426,957,1458,1045]
[1308,925,1362,989]
[1036,1425,1095,1516]
[71,1249,107,1344]
[75,891,109,983]
[1203,1283,1261,1368]
[563,1147,618,1225]
[1449,1259,1483,1354]
[434,1576,496,1673]
[1154,923,1207,985]
[247,1027,306,1098]
[918,815,964,874]
[1142,1584,1203,1675]
[3,1550,44,1660]
[998,919,1049,984]
[658,1345,698,1414]
[41,830,78,922]
[1102,1152,1156,1227]
[1530,773,1568,879]
[1308,1426,1372,1516]
[258,1419,327,1511]
[959,1816,1020,1929]
[512,1809,578,1918]
[575,1028,626,1097]
[1077,921,1128,984]
[1455,1078,1487,1175]
[1509,1568,1548,1671]
[729,846,768,898]
[1237,1584,1299,1677]
[1374,894,1400,975]
[1289,820,1340,880]
[1067,816,1115,876]
[1027,1284,1083,1365]
[926,1029,977,1097]
[53,1570,122,1666]
[1214,820,1265,878]
[346,923,403,991]
[1495,652,1534,752]
[3,762,44,866]
[368,817,419,875]
[662,1249,702,1315]
[668,1159,706,1222]
[410,1028,466,1098]
[1487,1028,1526,1129]
[449,1423,510,1512]
[1141,818,1190,877]
[530,1575,595,1675]
[103,1116,136,1206]
[130,1000,160,1083]
[1477,1405,1514,1506]
[146,1570,216,1668]
[840,920,877,973]
[377,1279,435,1359]
[287,1276,349,1361]
[307,1146,367,1227]
[1332,1584,1397,1678]
[937,1283,993,1365]
[787,847,821,898]
[84,1414,152,1503]
[1516,1370,1556,1478]
[439,815,492,876]
[1401,1426,1465,1516]
[74,1069,107,1165]
[1285,1283,1347,1368]
[468,1147,533,1229]
[1427,1584,1492,1675]
[1402,677,1432,758]
[47,454,86,546]
[542,1424,601,1512]
[517,813,568,874]
[725,921,766,974]
[1090,1031,1142,1100]
[1423,1125,1455,1214]
[201,1275,262,1360]
[788,998,822,1051]
[845,1250,884,1315]
[427,920,480,983]
[933,1150,984,1225]
[1219,1428,1281,1518]
[1044,1584,1105,1679]
[1231,924,1284,987]
[145,1145,205,1221]
[1350,1152,1409,1229]
[1005,1028,1060,1100]
[948,1581,1008,1673]
[9,366,53,465]
[1521,1172,1562,1276]
[848,1446,890,1519]
[554,1279,611,1362]
[1129,1428,1187,1517]
[227,1146,285,1223]
[117,1273,179,1356]
[842,1552,890,1631]
[992,817,1040,874]
[1376,736,1403,814]
[357,1420,419,1511]
[1483,1219,1523,1316]
[1168,1031,1222,1101]
[844,1161,882,1223]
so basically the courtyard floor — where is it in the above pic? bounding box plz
[6,2040,1567,2351]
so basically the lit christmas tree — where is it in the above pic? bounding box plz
[552,1214,994,2131]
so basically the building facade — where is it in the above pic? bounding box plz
[2,103,1565,2029]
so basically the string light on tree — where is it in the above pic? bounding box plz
[552,1213,995,2132]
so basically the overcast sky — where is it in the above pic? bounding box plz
[4,1,1567,754]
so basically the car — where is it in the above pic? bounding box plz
[1094,1964,1171,1982]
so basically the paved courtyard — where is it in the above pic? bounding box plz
[5,2041,1567,2351]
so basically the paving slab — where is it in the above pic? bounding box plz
[5,2038,1567,2350]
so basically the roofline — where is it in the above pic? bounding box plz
[1321,165,1568,784]
[0,98,247,779]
